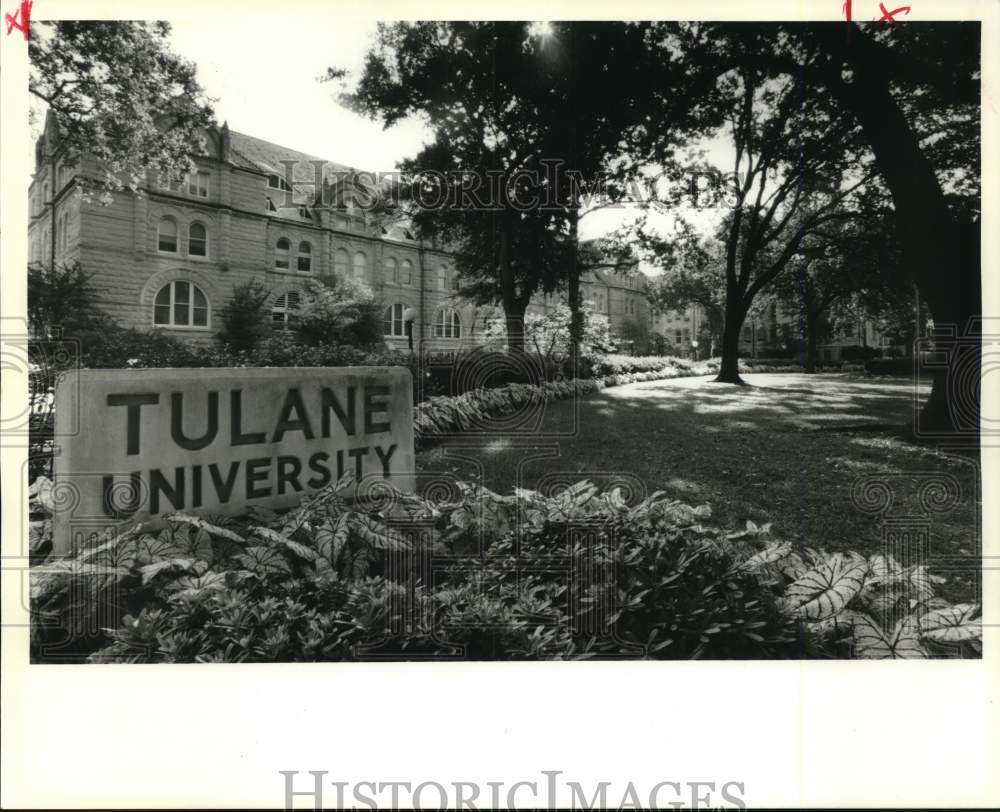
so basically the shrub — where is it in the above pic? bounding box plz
[842,345,882,362]
[84,326,214,368]
[216,280,274,352]
[294,276,384,348]
[27,261,111,339]
[865,357,916,376]
[28,477,979,662]
[481,302,618,359]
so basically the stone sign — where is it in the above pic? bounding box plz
[52,367,414,555]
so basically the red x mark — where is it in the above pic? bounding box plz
[844,1,912,22]
[4,0,32,39]
[877,2,911,21]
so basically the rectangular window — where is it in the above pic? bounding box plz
[188,171,209,198]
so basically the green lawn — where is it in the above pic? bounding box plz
[416,373,981,605]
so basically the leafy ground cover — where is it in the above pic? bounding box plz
[417,373,981,606]
[29,474,980,662]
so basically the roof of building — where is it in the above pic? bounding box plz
[228,130,355,180]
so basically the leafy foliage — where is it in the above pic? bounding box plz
[294,275,384,349]
[29,476,978,662]
[29,21,214,198]
[481,302,618,360]
[27,261,110,338]
[216,280,274,352]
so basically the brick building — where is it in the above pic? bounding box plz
[27,116,653,353]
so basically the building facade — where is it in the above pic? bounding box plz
[28,116,886,361]
[28,117,654,354]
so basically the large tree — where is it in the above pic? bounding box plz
[709,69,868,382]
[627,22,979,430]
[29,21,214,197]
[334,21,665,354]
[770,211,897,371]
[704,22,979,429]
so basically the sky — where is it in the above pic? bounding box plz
[166,18,433,172]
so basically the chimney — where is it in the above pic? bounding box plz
[220,121,231,162]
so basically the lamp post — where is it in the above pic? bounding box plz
[691,339,699,361]
[403,306,416,352]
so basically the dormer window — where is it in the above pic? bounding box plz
[267,174,293,192]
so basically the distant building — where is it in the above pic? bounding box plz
[28,114,652,353]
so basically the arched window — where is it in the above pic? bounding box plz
[153,281,209,328]
[157,217,178,253]
[383,303,406,337]
[297,241,312,273]
[189,222,207,257]
[437,267,448,290]
[399,259,413,286]
[272,290,301,330]
[265,196,277,213]
[383,257,398,285]
[334,248,349,277]
[353,251,367,280]
[434,308,461,339]
[275,238,290,270]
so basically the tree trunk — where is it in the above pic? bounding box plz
[496,214,526,353]
[715,303,746,384]
[818,27,980,437]
[504,305,527,355]
[804,309,819,373]
[567,207,584,364]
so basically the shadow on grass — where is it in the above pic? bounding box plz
[416,373,980,604]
